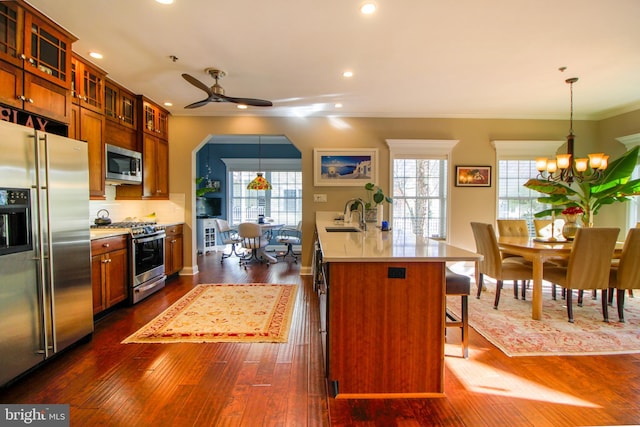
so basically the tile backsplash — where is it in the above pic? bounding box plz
[89,186,185,225]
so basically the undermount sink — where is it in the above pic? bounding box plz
[325,227,361,232]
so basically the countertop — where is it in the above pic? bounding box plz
[316,212,481,263]
[90,222,184,240]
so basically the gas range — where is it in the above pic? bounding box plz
[91,221,166,238]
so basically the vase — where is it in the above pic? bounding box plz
[562,214,581,240]
[364,207,378,223]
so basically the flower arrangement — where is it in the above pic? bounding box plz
[561,206,584,215]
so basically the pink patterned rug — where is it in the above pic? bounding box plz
[448,282,640,357]
[122,284,297,344]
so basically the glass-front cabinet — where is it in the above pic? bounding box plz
[105,79,137,130]
[71,54,106,114]
[0,1,75,123]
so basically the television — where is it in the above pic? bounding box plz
[202,197,222,217]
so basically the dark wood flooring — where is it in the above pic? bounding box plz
[2,252,640,426]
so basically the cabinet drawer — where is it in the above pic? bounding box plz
[165,224,183,237]
[91,235,128,256]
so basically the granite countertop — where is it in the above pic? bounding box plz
[316,212,481,263]
[90,222,184,240]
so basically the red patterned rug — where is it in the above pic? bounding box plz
[122,284,297,344]
[448,281,640,357]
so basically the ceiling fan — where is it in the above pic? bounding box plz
[181,68,273,109]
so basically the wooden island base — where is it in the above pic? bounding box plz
[326,261,445,398]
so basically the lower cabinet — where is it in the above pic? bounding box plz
[165,224,184,277]
[91,235,128,315]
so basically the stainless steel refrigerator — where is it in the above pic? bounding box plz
[0,120,93,386]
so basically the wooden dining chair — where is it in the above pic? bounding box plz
[445,267,471,358]
[543,227,619,323]
[496,219,530,299]
[237,222,270,268]
[609,228,640,322]
[470,222,534,309]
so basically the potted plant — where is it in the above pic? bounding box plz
[352,182,393,223]
[196,177,219,197]
[524,146,640,227]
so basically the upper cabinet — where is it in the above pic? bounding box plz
[142,98,169,140]
[71,54,106,114]
[104,79,137,131]
[0,1,76,123]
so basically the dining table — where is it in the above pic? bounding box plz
[497,236,623,320]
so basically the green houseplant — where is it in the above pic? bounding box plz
[195,177,219,197]
[524,146,640,226]
[351,182,393,223]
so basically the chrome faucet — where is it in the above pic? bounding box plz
[343,198,366,231]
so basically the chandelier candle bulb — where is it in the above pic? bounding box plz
[556,154,571,169]
[575,158,589,172]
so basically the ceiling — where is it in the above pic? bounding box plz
[26,0,640,121]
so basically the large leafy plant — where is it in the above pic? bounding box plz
[524,145,640,226]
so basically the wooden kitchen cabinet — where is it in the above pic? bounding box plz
[164,224,183,277]
[141,97,169,140]
[71,54,106,114]
[104,78,137,132]
[91,235,129,315]
[69,104,105,199]
[0,1,75,123]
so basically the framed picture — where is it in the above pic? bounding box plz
[455,165,492,187]
[313,148,378,186]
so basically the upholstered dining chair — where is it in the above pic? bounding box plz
[237,222,270,269]
[543,227,619,323]
[495,219,531,299]
[533,218,565,239]
[276,221,302,263]
[445,267,471,358]
[215,219,242,263]
[609,228,640,322]
[470,222,534,309]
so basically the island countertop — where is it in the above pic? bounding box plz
[316,212,481,263]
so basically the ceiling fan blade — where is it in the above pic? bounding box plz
[184,98,214,109]
[181,73,213,96]
[218,94,273,107]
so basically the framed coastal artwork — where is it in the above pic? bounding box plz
[313,148,378,186]
[455,165,492,187]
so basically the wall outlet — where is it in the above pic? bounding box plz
[313,194,327,202]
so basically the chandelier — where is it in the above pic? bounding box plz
[535,77,608,184]
[247,136,272,190]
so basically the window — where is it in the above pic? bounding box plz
[497,160,547,234]
[222,158,302,227]
[387,139,459,241]
[493,140,565,236]
[617,134,640,229]
[393,158,448,239]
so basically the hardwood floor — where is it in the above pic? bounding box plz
[2,252,640,426]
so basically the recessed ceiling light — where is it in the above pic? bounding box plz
[156,0,174,4]
[335,103,343,108]
[237,104,248,110]
[88,51,103,59]
[343,70,354,78]
[163,102,173,107]
[360,2,377,14]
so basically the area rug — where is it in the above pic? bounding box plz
[122,284,297,344]
[447,282,640,357]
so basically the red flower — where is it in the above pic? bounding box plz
[561,206,584,215]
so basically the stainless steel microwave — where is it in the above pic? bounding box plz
[105,144,142,185]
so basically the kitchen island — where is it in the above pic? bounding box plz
[314,212,480,399]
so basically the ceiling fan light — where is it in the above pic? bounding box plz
[247,173,272,190]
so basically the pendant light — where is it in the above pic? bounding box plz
[247,136,272,190]
[534,77,608,184]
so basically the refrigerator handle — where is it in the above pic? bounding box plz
[34,132,56,357]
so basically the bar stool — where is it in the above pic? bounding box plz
[445,267,471,358]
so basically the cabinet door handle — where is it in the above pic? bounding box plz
[103,243,110,247]
[17,95,26,101]
[27,98,34,103]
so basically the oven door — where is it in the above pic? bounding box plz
[131,232,165,286]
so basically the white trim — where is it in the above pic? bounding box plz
[616,133,640,150]
[220,158,301,171]
[386,139,459,157]
[492,140,565,159]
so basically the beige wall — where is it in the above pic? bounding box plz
[169,112,640,274]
